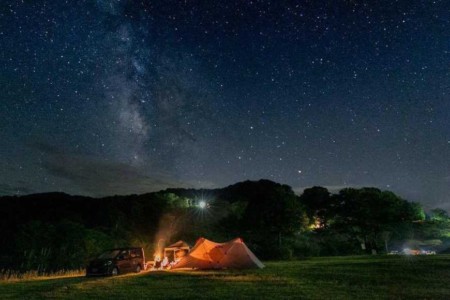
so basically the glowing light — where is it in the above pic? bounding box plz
[199,200,207,209]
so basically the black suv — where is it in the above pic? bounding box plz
[86,247,145,276]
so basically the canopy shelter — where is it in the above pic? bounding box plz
[172,237,264,270]
[164,240,190,261]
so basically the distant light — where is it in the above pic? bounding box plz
[199,201,207,209]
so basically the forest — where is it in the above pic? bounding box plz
[0,180,449,273]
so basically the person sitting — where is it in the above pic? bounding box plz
[168,257,181,269]
[160,256,169,270]
[153,255,161,270]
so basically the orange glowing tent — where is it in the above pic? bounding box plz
[172,237,264,270]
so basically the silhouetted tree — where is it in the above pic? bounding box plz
[299,186,332,227]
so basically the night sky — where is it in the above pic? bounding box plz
[1,1,449,210]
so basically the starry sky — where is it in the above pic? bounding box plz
[1,0,449,209]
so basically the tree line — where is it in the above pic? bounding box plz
[0,180,448,273]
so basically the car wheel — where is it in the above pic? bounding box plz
[111,267,119,276]
[135,265,141,273]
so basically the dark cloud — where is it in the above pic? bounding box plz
[0,183,34,195]
[34,142,182,196]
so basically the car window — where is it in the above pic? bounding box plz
[119,250,129,257]
[130,249,142,258]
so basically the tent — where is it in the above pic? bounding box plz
[172,237,264,270]
[164,240,190,261]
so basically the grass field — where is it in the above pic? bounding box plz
[1,255,449,299]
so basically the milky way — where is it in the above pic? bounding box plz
[1,1,449,209]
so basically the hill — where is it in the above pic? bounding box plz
[0,179,448,273]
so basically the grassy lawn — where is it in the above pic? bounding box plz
[1,255,449,299]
